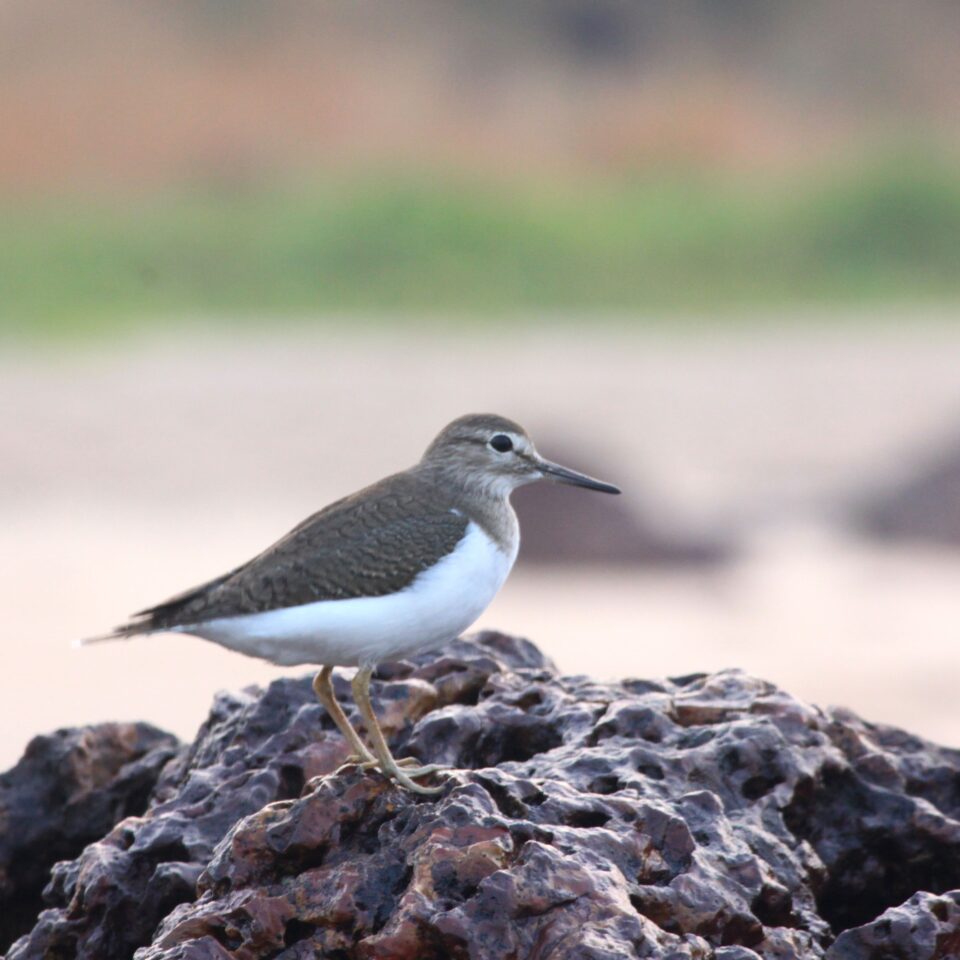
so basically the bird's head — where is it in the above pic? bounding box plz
[421,413,621,499]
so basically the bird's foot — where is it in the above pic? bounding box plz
[356,756,442,775]
[358,754,446,793]
[381,761,446,795]
[393,761,444,778]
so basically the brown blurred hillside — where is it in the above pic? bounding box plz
[3,0,960,194]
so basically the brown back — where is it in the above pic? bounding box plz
[125,471,469,631]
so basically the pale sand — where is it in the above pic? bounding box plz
[4,318,960,768]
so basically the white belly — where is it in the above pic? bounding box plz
[180,521,517,667]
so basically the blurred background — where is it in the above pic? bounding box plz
[4,0,960,768]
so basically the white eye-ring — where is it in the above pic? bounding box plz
[489,434,513,453]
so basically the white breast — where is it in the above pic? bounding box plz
[181,521,517,667]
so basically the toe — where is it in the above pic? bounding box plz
[396,763,443,777]
[393,770,445,795]
[396,756,439,770]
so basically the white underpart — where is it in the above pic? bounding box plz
[177,520,518,667]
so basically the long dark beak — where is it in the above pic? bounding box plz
[536,458,621,494]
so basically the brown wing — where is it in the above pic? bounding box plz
[121,472,468,633]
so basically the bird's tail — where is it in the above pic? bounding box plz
[73,622,150,648]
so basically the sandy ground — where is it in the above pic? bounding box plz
[5,317,960,769]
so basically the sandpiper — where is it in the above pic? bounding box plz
[83,414,620,793]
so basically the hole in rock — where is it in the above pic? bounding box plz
[719,747,743,775]
[741,772,784,800]
[509,822,554,847]
[374,661,414,681]
[564,807,612,829]
[452,680,485,706]
[431,859,481,903]
[209,925,243,952]
[475,775,530,819]
[122,778,160,820]
[717,912,765,947]
[677,729,716,749]
[277,764,306,801]
[783,765,960,932]
[476,719,562,765]
[630,890,678,931]
[514,690,545,710]
[751,886,797,928]
[635,761,665,781]
[283,918,318,947]
[402,924,471,960]
[147,838,191,865]
[589,706,665,745]
[272,840,330,878]
[524,787,548,806]
[589,774,621,795]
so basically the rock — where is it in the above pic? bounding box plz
[511,443,731,566]
[5,632,960,959]
[0,722,179,954]
[854,430,960,546]
[827,891,960,960]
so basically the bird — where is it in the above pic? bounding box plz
[81,413,620,793]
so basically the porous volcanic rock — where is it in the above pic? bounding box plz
[827,891,960,960]
[5,633,960,959]
[0,722,179,954]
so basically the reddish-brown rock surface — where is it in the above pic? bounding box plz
[0,722,179,952]
[4,633,960,959]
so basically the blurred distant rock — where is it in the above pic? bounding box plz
[513,443,732,566]
[855,434,960,546]
[8,633,960,958]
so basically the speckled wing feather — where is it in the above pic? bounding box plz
[118,472,469,633]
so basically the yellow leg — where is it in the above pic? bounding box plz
[312,666,375,764]
[351,666,445,794]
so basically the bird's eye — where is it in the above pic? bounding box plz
[489,434,513,453]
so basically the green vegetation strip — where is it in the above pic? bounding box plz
[3,158,960,336]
